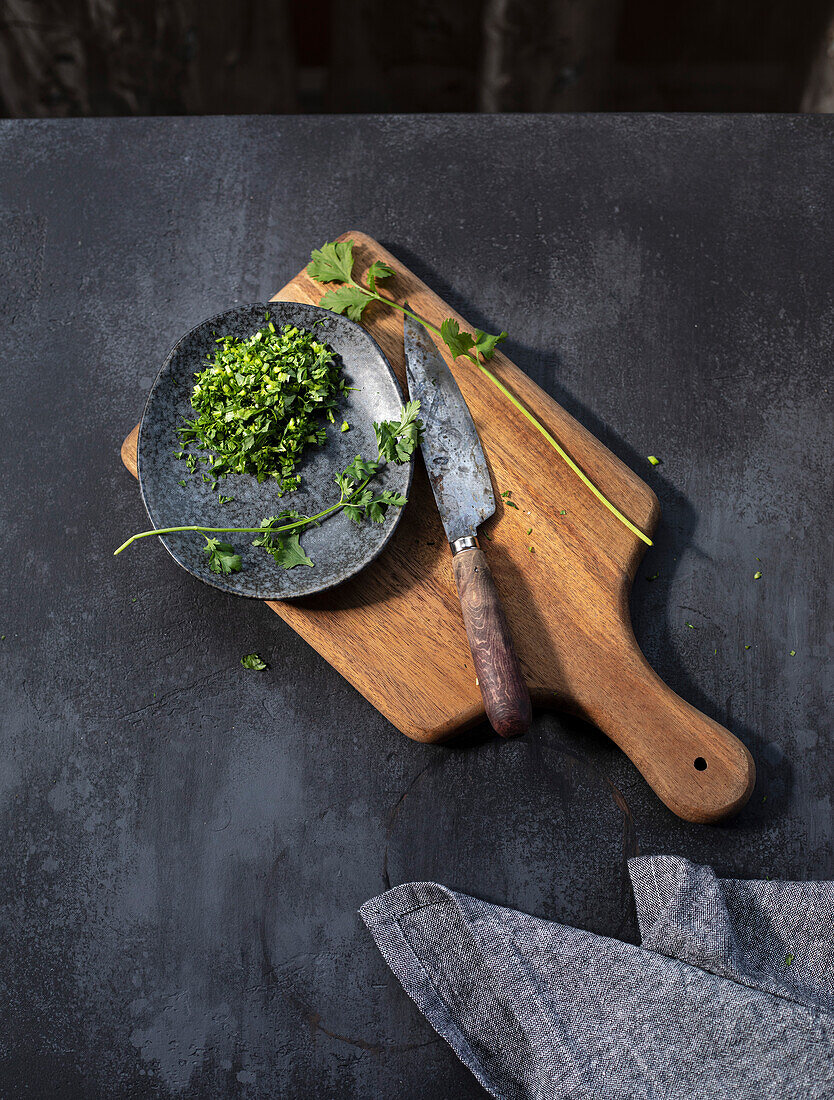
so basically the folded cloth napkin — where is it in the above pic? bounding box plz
[360,856,834,1099]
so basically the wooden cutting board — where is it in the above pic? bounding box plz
[121,231,755,823]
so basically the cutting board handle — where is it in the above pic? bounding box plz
[581,634,755,823]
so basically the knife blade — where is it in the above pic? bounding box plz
[404,313,531,737]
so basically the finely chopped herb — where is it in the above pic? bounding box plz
[241,654,267,670]
[178,319,348,494]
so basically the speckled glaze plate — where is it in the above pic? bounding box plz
[137,302,412,598]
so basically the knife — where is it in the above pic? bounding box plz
[404,313,532,738]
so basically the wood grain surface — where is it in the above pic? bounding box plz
[121,231,755,822]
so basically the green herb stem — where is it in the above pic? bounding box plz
[351,280,652,547]
[113,473,381,557]
[115,509,333,557]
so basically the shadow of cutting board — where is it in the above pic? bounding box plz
[121,232,755,823]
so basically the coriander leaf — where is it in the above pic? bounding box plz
[268,532,314,569]
[472,328,507,360]
[203,537,242,575]
[440,318,474,359]
[252,515,315,569]
[241,653,267,670]
[367,260,395,293]
[366,490,408,523]
[319,285,372,322]
[307,239,356,284]
[373,400,423,464]
[337,456,381,496]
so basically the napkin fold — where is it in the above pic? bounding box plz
[360,856,834,1099]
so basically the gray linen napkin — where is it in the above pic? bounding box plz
[360,856,834,1099]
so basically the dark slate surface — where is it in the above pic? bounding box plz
[0,115,830,1099]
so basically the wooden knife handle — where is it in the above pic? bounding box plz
[583,639,756,823]
[452,547,532,738]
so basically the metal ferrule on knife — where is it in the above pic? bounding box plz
[451,535,479,555]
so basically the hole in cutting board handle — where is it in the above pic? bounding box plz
[694,757,707,771]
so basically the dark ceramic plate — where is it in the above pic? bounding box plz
[138,302,412,598]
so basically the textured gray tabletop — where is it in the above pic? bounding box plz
[0,115,831,1098]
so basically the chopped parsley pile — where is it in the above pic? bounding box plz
[178,319,347,494]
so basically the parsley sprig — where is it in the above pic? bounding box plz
[113,403,423,571]
[307,239,652,547]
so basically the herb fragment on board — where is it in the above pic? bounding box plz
[648,455,661,466]
[754,571,763,580]
[745,645,751,650]
[646,572,659,581]
[505,500,519,510]
[685,621,695,629]
[790,650,796,657]
[341,421,350,432]
[241,653,267,670]
[785,954,794,967]
[306,239,653,547]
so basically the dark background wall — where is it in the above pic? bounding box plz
[2,0,834,118]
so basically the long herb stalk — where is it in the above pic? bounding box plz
[306,240,653,547]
